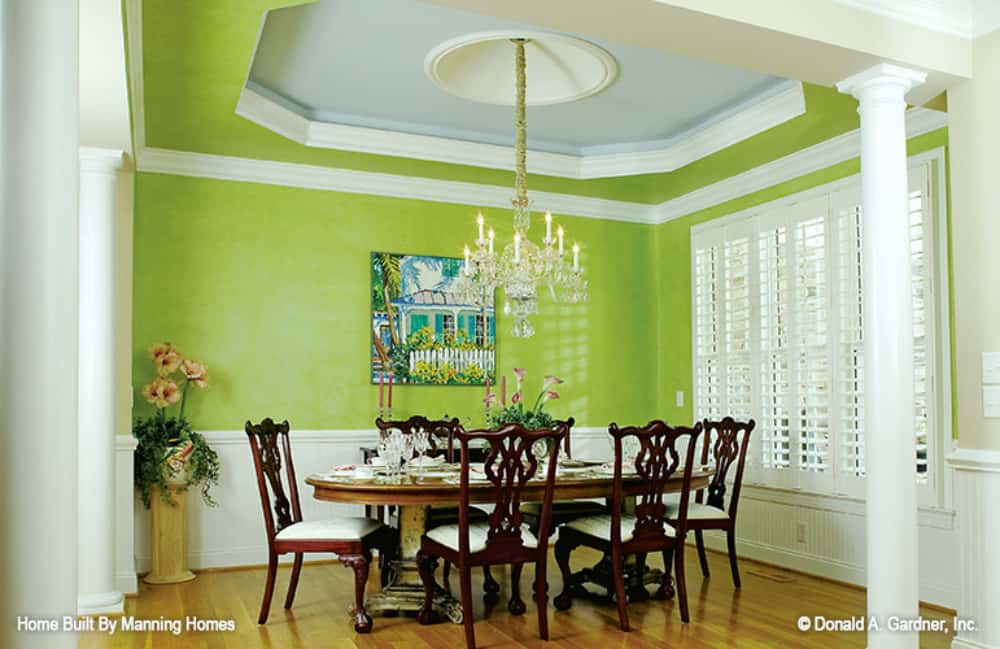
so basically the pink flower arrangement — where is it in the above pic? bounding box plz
[486,367,565,429]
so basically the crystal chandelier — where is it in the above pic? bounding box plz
[456,38,587,339]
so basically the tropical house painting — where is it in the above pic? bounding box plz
[371,252,495,385]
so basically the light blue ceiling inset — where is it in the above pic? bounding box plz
[248,0,790,156]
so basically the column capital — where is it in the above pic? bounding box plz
[836,63,927,101]
[79,147,125,175]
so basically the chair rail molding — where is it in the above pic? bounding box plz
[947,447,1000,649]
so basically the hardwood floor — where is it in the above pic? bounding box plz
[79,548,954,648]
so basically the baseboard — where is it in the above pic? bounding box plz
[699,531,959,610]
[78,591,125,615]
[116,572,137,596]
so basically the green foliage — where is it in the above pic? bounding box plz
[407,326,436,350]
[487,404,556,430]
[133,412,221,508]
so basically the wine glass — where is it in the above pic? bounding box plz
[622,435,640,472]
[413,429,430,481]
[531,438,550,480]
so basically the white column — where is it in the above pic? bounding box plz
[0,2,80,649]
[78,148,125,614]
[837,63,926,649]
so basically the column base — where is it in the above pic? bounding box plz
[78,591,124,615]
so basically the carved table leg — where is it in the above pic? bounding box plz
[364,505,464,624]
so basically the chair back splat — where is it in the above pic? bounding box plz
[245,418,302,539]
[456,420,571,561]
[699,417,755,517]
[610,420,702,545]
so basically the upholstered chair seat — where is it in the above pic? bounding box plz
[274,517,385,541]
[427,522,539,553]
[563,514,673,542]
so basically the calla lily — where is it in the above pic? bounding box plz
[543,375,564,389]
[512,367,527,388]
[543,391,560,402]
[512,392,521,405]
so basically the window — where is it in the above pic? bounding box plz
[691,155,948,504]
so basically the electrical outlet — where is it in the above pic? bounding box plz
[676,391,684,408]
[796,522,807,544]
[985,386,1000,418]
[983,352,1000,385]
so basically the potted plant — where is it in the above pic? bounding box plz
[134,342,220,507]
[134,342,220,585]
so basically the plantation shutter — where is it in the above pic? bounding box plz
[794,199,833,492]
[693,228,725,422]
[909,166,934,487]
[832,185,866,495]
[757,209,793,484]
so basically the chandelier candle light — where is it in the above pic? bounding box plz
[457,38,587,338]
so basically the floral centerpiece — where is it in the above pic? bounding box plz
[133,342,220,507]
[486,367,563,430]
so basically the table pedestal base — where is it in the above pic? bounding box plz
[367,558,464,623]
[558,554,673,609]
[365,505,465,623]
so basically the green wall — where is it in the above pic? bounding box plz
[133,173,659,430]
[653,128,955,433]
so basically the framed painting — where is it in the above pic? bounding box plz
[371,252,495,385]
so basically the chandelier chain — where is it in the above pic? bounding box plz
[513,38,528,209]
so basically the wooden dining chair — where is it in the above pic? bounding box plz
[520,420,607,537]
[246,418,397,631]
[375,416,498,596]
[665,417,755,588]
[416,421,570,649]
[554,420,702,630]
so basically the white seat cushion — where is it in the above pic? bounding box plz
[663,495,728,521]
[426,522,538,553]
[564,514,675,542]
[275,517,384,541]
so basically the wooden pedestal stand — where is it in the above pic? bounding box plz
[144,485,196,584]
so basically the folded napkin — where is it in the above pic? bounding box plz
[408,455,445,467]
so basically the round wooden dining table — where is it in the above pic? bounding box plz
[307,467,710,623]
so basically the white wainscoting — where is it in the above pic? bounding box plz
[947,448,1000,649]
[116,428,957,608]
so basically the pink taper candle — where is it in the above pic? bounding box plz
[379,373,385,411]
[388,372,394,409]
[501,376,507,406]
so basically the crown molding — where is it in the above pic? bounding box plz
[235,80,805,180]
[833,0,1000,40]
[134,106,945,227]
[652,106,948,224]
[135,147,658,223]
